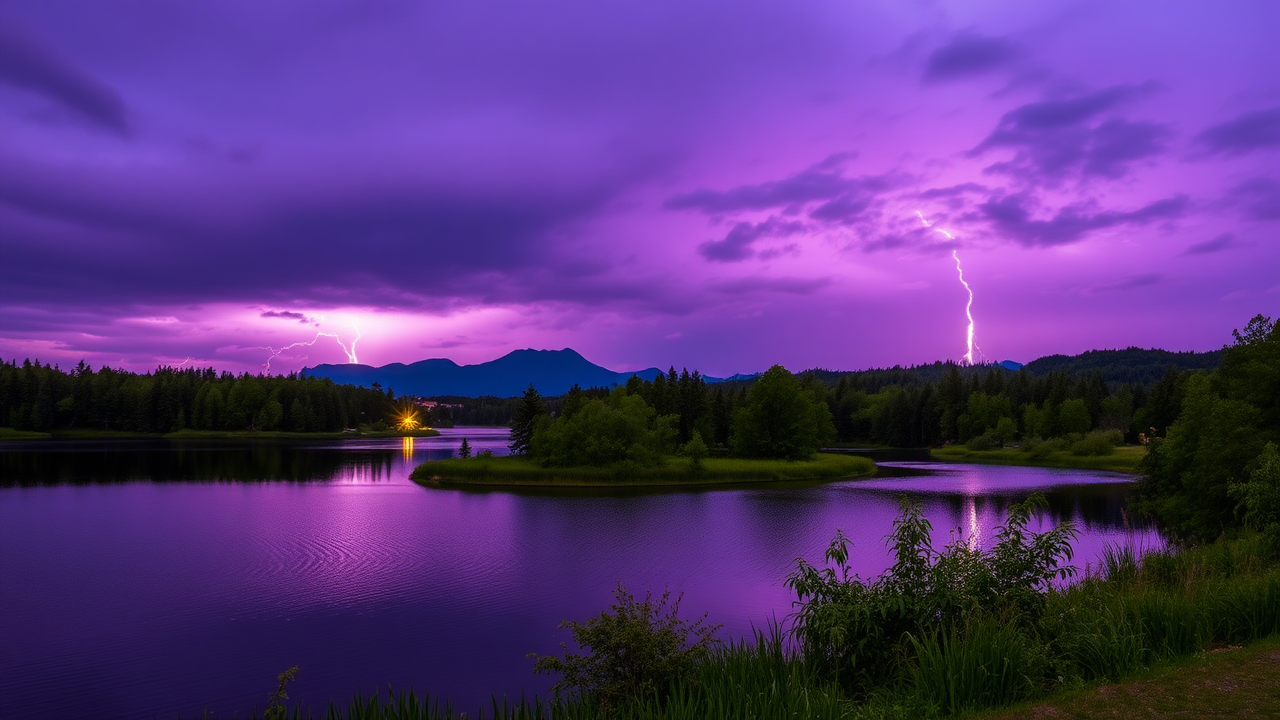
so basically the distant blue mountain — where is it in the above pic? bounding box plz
[997,360,1023,371]
[305,348,681,398]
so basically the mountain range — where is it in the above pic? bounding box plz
[304,349,723,398]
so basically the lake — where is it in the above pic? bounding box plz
[0,428,1161,719]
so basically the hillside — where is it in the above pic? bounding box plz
[1021,347,1222,385]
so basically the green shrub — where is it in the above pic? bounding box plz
[786,495,1076,691]
[966,433,999,451]
[528,393,676,468]
[531,585,721,710]
[1070,431,1120,457]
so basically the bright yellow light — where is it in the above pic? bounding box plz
[393,402,427,432]
[402,436,414,460]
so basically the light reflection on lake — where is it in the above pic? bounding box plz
[0,429,1160,719]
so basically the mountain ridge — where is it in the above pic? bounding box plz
[305,348,683,398]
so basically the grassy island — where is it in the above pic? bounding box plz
[411,452,874,488]
[930,443,1145,473]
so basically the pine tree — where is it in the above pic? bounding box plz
[458,437,472,459]
[509,384,545,456]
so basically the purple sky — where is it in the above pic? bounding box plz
[2,1,1278,377]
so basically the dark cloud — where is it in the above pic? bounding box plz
[709,276,831,295]
[669,155,903,261]
[922,33,1019,83]
[0,19,129,135]
[666,153,857,215]
[918,183,988,199]
[1195,106,1280,156]
[988,86,1144,133]
[980,192,1188,247]
[0,154,659,312]
[698,217,805,263]
[973,86,1169,182]
[1227,176,1280,221]
[1181,233,1240,256]
[261,310,317,324]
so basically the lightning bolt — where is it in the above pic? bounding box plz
[915,211,982,366]
[259,326,361,374]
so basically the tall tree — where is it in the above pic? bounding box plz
[509,384,545,456]
[730,365,835,460]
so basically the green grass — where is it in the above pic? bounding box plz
[0,427,52,441]
[410,452,875,487]
[976,634,1280,720]
[930,444,1145,473]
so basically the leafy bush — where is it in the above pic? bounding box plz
[529,393,676,468]
[785,495,1076,690]
[682,432,708,474]
[966,433,999,451]
[1070,430,1119,457]
[532,584,722,710]
[1230,442,1280,529]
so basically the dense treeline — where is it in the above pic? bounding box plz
[1136,314,1280,541]
[439,351,1209,455]
[429,349,1217,455]
[1021,347,1222,386]
[0,359,396,433]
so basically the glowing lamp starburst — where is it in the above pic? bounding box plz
[393,402,426,432]
[396,410,422,431]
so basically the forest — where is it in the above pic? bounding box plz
[0,360,397,434]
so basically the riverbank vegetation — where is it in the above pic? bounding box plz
[0,360,402,436]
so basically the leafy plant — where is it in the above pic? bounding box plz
[786,495,1076,690]
[264,666,298,720]
[531,584,721,711]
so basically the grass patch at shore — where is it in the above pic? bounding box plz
[411,452,874,487]
[930,444,1145,473]
[977,633,1280,720]
[0,428,52,441]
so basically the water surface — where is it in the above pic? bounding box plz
[0,430,1159,719]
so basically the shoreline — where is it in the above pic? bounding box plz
[0,428,441,442]
[928,444,1145,474]
[410,452,876,489]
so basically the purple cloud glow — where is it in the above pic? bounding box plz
[1,1,1278,377]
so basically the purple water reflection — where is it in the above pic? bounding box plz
[0,430,1160,719]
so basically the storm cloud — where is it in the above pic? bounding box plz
[0,1,1275,375]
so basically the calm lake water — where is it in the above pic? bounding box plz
[0,429,1161,719]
